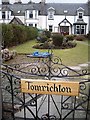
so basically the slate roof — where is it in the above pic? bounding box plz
[73,19,87,25]
[45,3,88,16]
[59,17,72,26]
[1,2,89,16]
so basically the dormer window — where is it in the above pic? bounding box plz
[48,7,55,20]
[77,7,84,19]
[78,12,83,19]
[48,11,54,19]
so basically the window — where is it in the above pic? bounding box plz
[29,11,33,18]
[75,25,85,34]
[48,11,54,20]
[81,25,85,34]
[76,25,80,34]
[48,7,55,20]
[2,12,5,19]
[49,25,53,32]
[35,24,37,27]
[29,24,33,27]
[78,12,83,19]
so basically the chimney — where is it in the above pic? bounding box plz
[2,0,9,4]
[14,0,22,4]
[28,0,33,4]
[41,0,46,4]
[40,0,46,15]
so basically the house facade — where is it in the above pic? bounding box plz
[0,0,90,35]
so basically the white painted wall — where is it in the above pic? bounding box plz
[0,10,2,19]
[0,8,89,34]
[38,16,47,29]
[46,15,75,33]
[38,15,89,34]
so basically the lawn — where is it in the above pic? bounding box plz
[10,40,89,66]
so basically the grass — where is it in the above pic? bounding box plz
[10,40,89,66]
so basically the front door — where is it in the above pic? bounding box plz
[60,26,69,35]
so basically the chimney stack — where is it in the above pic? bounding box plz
[2,0,9,4]
[14,0,22,4]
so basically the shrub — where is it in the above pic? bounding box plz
[12,24,27,45]
[44,30,51,38]
[2,24,14,47]
[61,41,77,49]
[26,26,38,40]
[52,34,64,46]
[75,35,86,41]
[40,35,47,43]
[51,32,61,37]
[67,41,77,48]
[66,35,75,41]
[2,24,38,47]
[87,31,90,40]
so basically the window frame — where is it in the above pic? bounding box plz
[29,10,33,18]
[81,25,85,34]
[49,25,53,32]
[76,25,80,34]
[2,11,5,19]
[48,11,54,20]
[78,12,83,19]
[29,24,33,27]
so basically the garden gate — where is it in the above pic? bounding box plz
[1,50,90,120]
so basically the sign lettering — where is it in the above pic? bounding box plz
[21,79,80,96]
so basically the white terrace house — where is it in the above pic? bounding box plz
[0,0,90,35]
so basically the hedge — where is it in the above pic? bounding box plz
[1,24,38,47]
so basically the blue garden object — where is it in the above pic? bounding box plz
[27,51,51,58]
[32,51,51,57]
[33,51,39,56]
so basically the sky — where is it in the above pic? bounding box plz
[8,0,88,4]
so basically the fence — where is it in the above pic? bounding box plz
[1,51,90,120]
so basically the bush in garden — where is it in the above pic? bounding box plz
[67,41,77,48]
[75,35,86,41]
[12,24,27,45]
[61,41,77,49]
[65,35,75,41]
[87,31,90,40]
[2,24,14,47]
[25,26,38,41]
[44,30,51,38]
[1,24,38,47]
[52,33,64,46]
[40,35,48,43]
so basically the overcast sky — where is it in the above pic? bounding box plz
[9,0,88,4]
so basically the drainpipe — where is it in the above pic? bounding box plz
[0,23,2,120]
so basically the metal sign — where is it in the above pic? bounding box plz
[21,79,80,96]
